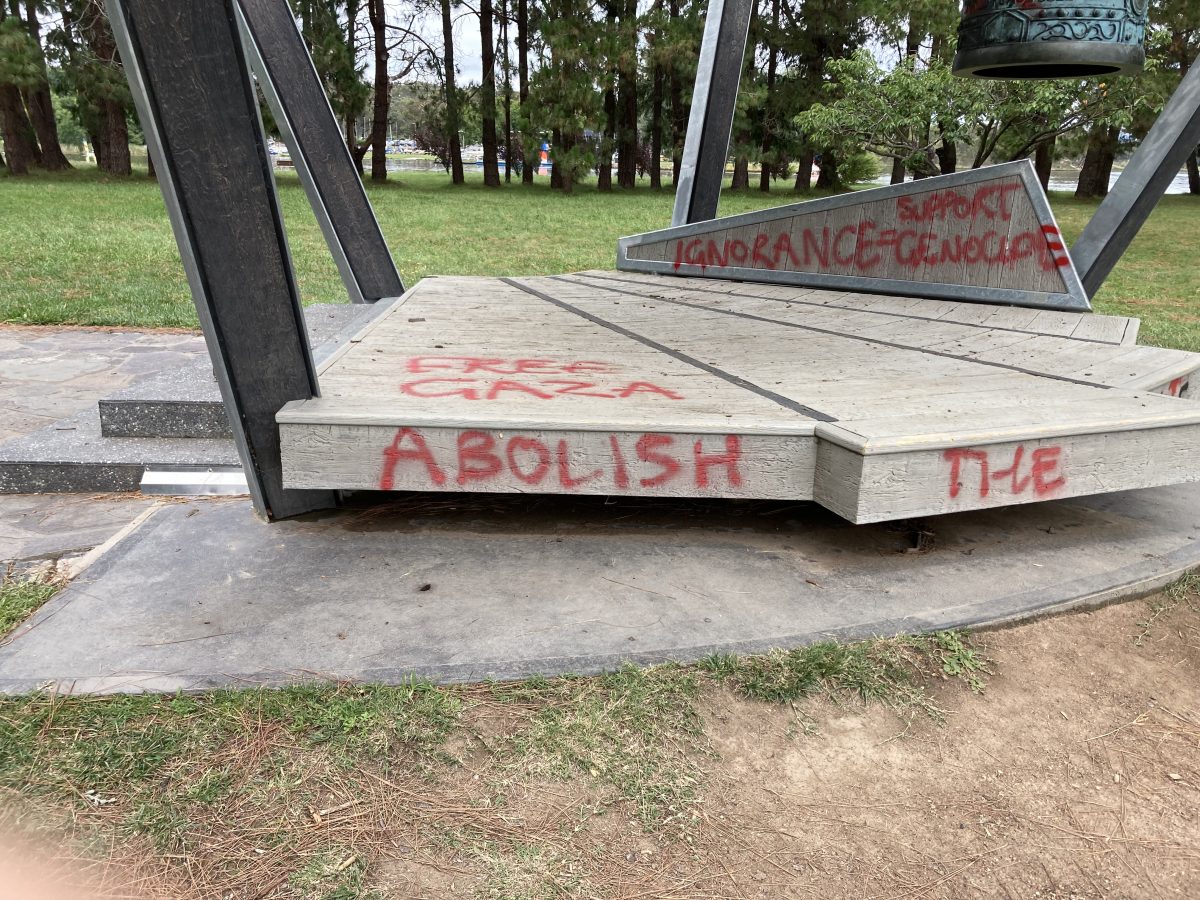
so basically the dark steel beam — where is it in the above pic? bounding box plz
[670,0,754,226]
[1072,62,1200,299]
[235,0,404,304]
[109,0,336,520]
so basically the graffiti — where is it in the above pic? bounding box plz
[943,444,1067,500]
[673,225,1062,275]
[666,178,1067,277]
[378,428,743,492]
[398,356,685,402]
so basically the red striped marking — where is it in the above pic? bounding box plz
[1042,225,1072,268]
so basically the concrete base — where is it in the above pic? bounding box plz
[1,483,1197,694]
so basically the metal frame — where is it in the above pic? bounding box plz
[234,0,404,304]
[1072,60,1200,299]
[628,161,1091,311]
[670,0,754,227]
[109,0,335,519]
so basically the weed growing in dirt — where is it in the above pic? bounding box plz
[0,577,57,636]
[1136,573,1200,645]
[698,631,989,719]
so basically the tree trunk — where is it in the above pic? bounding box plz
[517,0,531,184]
[22,3,70,170]
[669,0,684,186]
[0,84,38,174]
[1075,124,1118,199]
[367,0,388,182]
[441,0,464,184]
[74,0,130,175]
[1034,135,1055,191]
[599,84,615,191]
[598,1,616,192]
[616,0,637,188]
[648,0,663,189]
[550,126,563,189]
[730,155,749,190]
[479,0,500,186]
[499,0,512,182]
[97,98,131,176]
[890,157,905,185]
[345,0,362,172]
[794,148,814,192]
[815,151,840,190]
[758,0,779,192]
[937,140,957,176]
[560,131,575,194]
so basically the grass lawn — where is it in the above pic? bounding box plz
[1,167,1197,350]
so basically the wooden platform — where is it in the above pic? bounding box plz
[277,272,1200,523]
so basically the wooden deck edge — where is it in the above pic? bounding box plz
[279,422,818,500]
[275,400,818,436]
[814,405,1200,456]
[828,423,1200,524]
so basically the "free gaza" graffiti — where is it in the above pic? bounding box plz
[398,356,685,402]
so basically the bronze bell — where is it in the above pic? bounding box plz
[953,1,1148,79]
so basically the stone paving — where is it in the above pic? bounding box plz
[0,326,206,444]
[0,325,203,568]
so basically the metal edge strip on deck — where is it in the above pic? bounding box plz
[551,275,1113,391]
[500,278,839,423]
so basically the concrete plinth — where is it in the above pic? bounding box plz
[1,483,1197,694]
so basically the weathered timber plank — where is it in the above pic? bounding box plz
[280,423,816,500]
[838,425,1200,523]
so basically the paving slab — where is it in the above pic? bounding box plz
[0,493,158,564]
[1,483,1197,694]
[0,327,207,443]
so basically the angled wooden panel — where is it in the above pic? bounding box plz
[111,0,335,519]
[235,0,403,304]
[620,161,1090,311]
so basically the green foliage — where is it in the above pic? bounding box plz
[798,50,986,176]
[295,0,369,130]
[0,17,43,88]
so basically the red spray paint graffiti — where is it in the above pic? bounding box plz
[670,180,1067,276]
[398,357,685,402]
[378,429,744,493]
[943,445,1067,500]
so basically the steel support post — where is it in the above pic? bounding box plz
[670,0,754,227]
[109,0,336,520]
[1072,61,1200,299]
[235,0,404,304]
